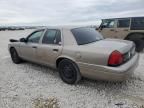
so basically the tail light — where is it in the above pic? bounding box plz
[108,51,123,66]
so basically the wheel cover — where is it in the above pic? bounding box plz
[62,64,74,79]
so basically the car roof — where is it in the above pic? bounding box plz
[102,16,144,20]
[35,26,89,31]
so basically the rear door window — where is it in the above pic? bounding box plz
[42,29,61,45]
[131,17,144,30]
[117,18,130,28]
[27,30,44,43]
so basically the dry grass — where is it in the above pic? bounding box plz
[33,97,60,108]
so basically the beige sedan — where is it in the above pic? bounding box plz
[8,27,139,84]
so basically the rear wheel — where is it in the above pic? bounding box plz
[133,39,144,52]
[10,48,22,64]
[127,34,144,52]
[58,59,81,84]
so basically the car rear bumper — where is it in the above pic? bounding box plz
[78,53,139,81]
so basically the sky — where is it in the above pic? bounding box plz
[0,0,144,26]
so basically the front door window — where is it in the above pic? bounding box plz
[27,30,44,43]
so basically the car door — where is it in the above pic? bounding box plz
[19,30,45,62]
[36,29,62,67]
[99,19,117,38]
[116,18,130,39]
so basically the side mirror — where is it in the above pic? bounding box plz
[20,38,27,42]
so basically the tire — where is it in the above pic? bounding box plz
[127,34,144,52]
[58,59,81,84]
[10,48,22,64]
[132,39,144,52]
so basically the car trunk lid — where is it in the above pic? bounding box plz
[87,38,134,53]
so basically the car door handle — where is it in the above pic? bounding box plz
[53,49,59,52]
[32,46,37,48]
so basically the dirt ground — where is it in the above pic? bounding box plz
[0,30,144,108]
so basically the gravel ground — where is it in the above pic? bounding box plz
[0,30,144,108]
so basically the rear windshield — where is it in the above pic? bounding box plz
[71,27,103,45]
[131,17,144,30]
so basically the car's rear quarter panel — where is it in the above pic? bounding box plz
[62,28,115,78]
[62,28,111,66]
